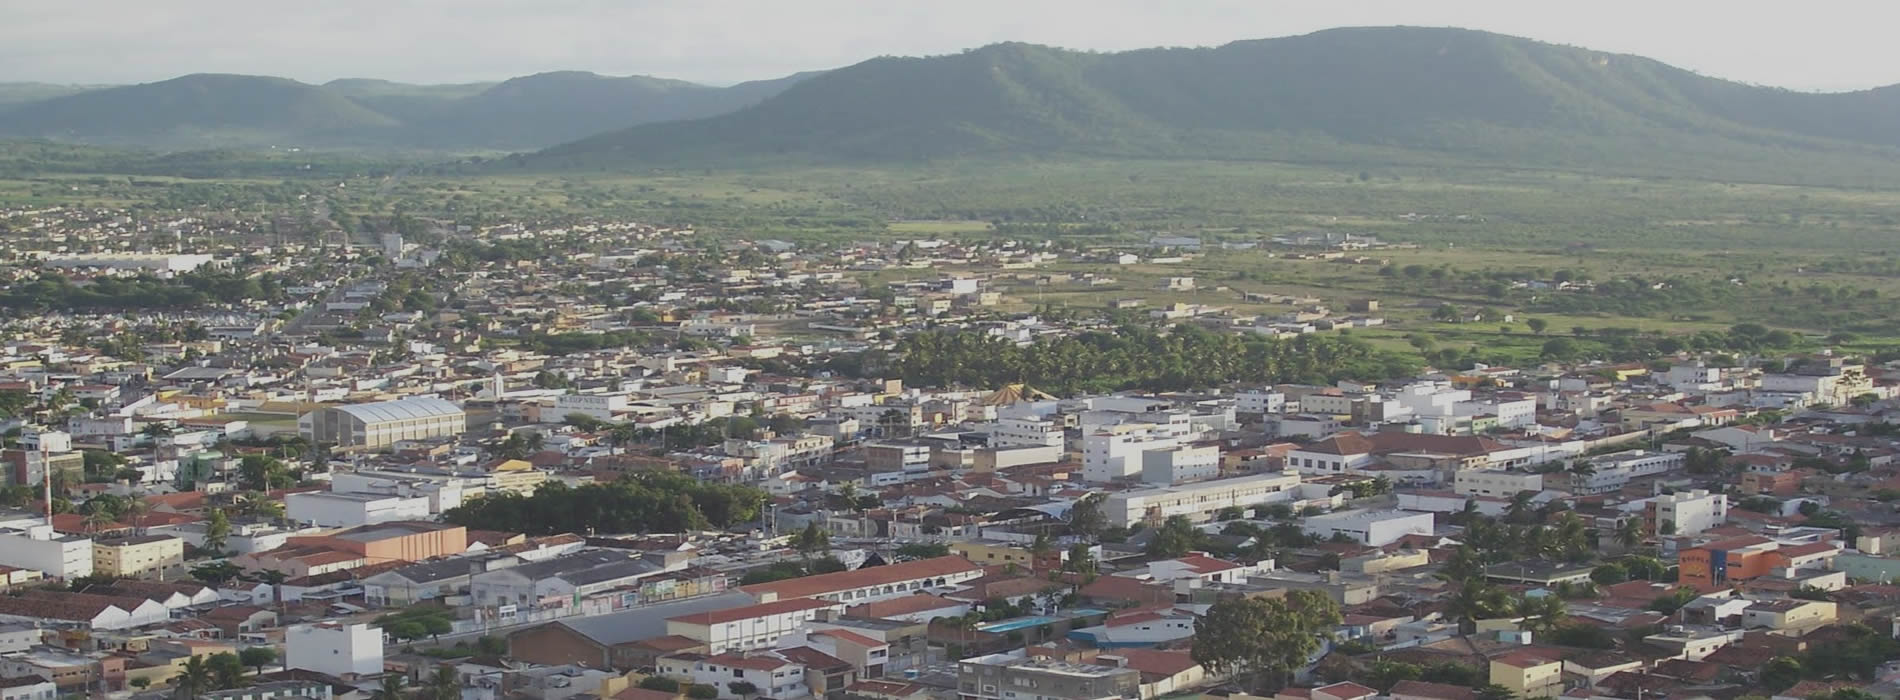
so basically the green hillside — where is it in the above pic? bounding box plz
[0,74,398,147]
[0,71,819,151]
[527,28,1900,182]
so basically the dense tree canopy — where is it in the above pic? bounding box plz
[883,325,1418,395]
[442,472,765,535]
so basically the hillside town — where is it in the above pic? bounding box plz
[2,210,1900,700]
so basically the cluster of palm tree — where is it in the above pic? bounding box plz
[1457,496,1595,563]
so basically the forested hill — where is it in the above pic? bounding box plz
[0,71,820,151]
[524,27,1900,180]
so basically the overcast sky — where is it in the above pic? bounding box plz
[6,0,1895,92]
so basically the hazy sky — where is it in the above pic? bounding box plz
[6,0,1896,91]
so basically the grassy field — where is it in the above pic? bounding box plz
[9,152,1900,355]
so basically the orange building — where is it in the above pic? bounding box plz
[285,521,468,565]
[1679,536,1791,586]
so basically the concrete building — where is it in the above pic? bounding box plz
[957,651,1140,700]
[0,675,56,700]
[658,650,814,700]
[285,622,384,678]
[285,491,431,528]
[739,555,984,604]
[36,253,216,273]
[91,535,185,579]
[989,417,1065,449]
[470,550,662,610]
[1301,510,1434,546]
[1644,489,1728,537]
[299,396,466,449]
[0,524,91,579]
[1101,472,1302,527]
[1082,425,1181,483]
[1570,450,1684,494]
[1235,390,1286,415]
[664,598,847,653]
[1140,445,1219,485]
[1454,469,1543,499]
[1489,651,1562,698]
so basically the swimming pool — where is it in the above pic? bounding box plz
[976,609,1111,633]
[978,616,1058,633]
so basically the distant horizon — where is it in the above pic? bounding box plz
[8,28,1900,95]
[7,1,1900,92]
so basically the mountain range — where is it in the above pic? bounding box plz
[6,27,1900,179]
[0,70,819,151]
[523,27,1900,178]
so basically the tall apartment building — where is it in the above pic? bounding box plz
[1645,489,1728,537]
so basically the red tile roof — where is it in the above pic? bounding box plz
[667,597,838,626]
[739,556,979,600]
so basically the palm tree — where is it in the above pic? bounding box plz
[174,656,211,700]
[1615,517,1644,551]
[425,665,459,700]
[1517,594,1568,634]
[374,674,408,700]
[1504,491,1536,524]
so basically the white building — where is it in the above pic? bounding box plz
[1454,396,1538,429]
[0,524,92,579]
[328,471,468,514]
[1646,489,1728,537]
[989,417,1065,449]
[1140,445,1219,485]
[299,396,466,449]
[1102,471,1303,527]
[658,650,807,700]
[665,598,847,653]
[739,555,985,604]
[552,393,630,422]
[1082,425,1181,483]
[1235,390,1286,415]
[0,675,55,700]
[1454,470,1544,499]
[1571,450,1685,494]
[286,622,384,678]
[1301,509,1434,546]
[36,253,217,273]
[284,492,432,528]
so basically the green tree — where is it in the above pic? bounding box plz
[793,522,831,559]
[425,665,460,700]
[1191,590,1342,692]
[1526,318,1548,335]
[728,682,758,698]
[173,656,212,700]
[687,685,718,700]
[1069,493,1107,538]
[203,508,231,553]
[374,674,408,700]
[639,678,681,692]
[190,561,243,586]
[1145,515,1200,558]
[239,646,277,674]
[1760,656,1802,693]
[206,652,246,689]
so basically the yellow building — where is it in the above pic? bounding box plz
[483,459,548,495]
[1743,599,1836,630]
[950,541,1040,568]
[93,535,186,579]
[1490,651,1562,698]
